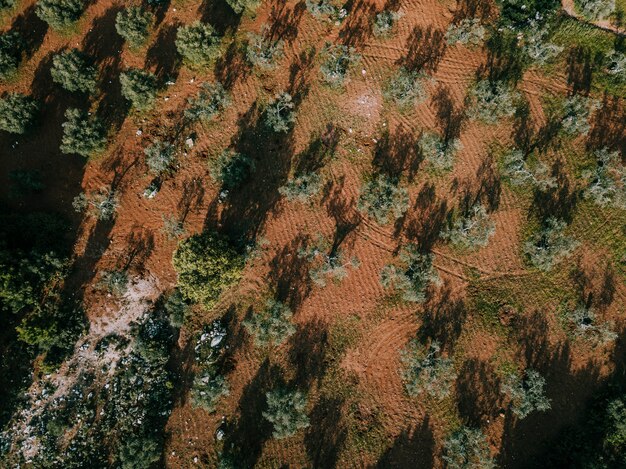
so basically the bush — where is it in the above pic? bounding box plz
[265,91,295,133]
[0,31,22,80]
[523,217,578,271]
[372,10,401,37]
[583,148,625,209]
[357,174,409,225]
[51,49,97,94]
[243,299,295,347]
[226,0,258,14]
[380,244,439,303]
[0,93,39,134]
[305,0,340,21]
[162,214,186,240]
[467,79,519,124]
[60,108,107,157]
[443,427,494,469]
[190,370,229,412]
[247,28,284,70]
[498,0,559,28]
[521,23,563,65]
[279,172,322,202]
[418,131,461,171]
[210,149,255,193]
[560,95,598,137]
[173,231,244,307]
[263,388,310,439]
[577,0,615,19]
[0,0,16,10]
[185,82,230,123]
[135,313,173,365]
[115,6,154,48]
[401,340,456,399]
[565,303,617,345]
[72,188,119,220]
[164,288,189,328]
[445,18,485,46]
[320,43,359,86]
[297,234,359,286]
[144,140,177,175]
[96,269,128,296]
[384,67,427,109]
[118,436,161,469]
[501,369,551,419]
[501,149,556,190]
[441,204,496,250]
[176,21,221,65]
[605,50,626,76]
[36,0,85,29]
[120,68,159,111]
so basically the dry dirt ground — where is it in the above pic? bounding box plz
[1,0,625,467]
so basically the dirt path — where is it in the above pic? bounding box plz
[561,0,625,36]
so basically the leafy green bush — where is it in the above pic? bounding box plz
[381,244,439,303]
[243,299,295,347]
[72,188,119,220]
[279,172,322,202]
[144,139,177,175]
[441,204,496,250]
[265,91,295,133]
[357,174,409,225]
[443,427,494,469]
[297,234,359,287]
[263,388,310,439]
[418,131,461,171]
[51,49,97,94]
[498,0,559,29]
[115,6,154,48]
[467,79,519,124]
[583,147,625,209]
[445,18,485,46]
[164,289,189,328]
[501,369,551,419]
[210,149,256,192]
[176,21,221,65]
[60,108,107,157]
[185,82,230,123]
[96,269,128,296]
[320,43,359,86]
[118,436,161,469]
[0,93,39,134]
[226,0,258,14]
[120,68,159,111]
[190,370,229,412]
[560,95,598,137]
[565,304,617,345]
[36,0,85,29]
[173,231,244,307]
[384,67,427,109]
[523,217,578,271]
[576,0,615,19]
[372,10,401,37]
[401,340,456,399]
[247,28,284,70]
[0,31,22,80]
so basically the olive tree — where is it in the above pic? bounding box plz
[583,148,625,209]
[0,93,39,134]
[115,6,154,48]
[191,370,229,413]
[441,204,495,250]
[445,18,485,46]
[501,149,556,190]
[0,31,22,80]
[521,22,563,65]
[243,299,295,347]
[418,131,461,171]
[523,217,578,271]
[560,95,598,137]
[51,49,97,94]
[467,79,519,124]
[263,388,310,439]
[305,0,340,21]
[320,43,360,87]
[209,149,255,192]
[381,244,439,303]
[565,303,617,345]
[372,10,401,37]
[247,27,284,70]
[297,234,359,287]
[443,427,495,469]
[279,172,323,202]
[176,21,221,65]
[501,369,551,419]
[401,340,456,399]
[144,139,177,175]
[577,0,615,20]
[384,67,428,109]
[265,91,295,133]
[226,0,258,13]
[60,108,107,157]
[72,187,119,220]
[36,0,85,29]
[185,81,229,123]
[357,174,409,225]
[605,50,626,76]
[120,68,159,111]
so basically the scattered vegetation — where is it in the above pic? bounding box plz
[51,49,97,94]
[264,92,295,133]
[357,174,409,225]
[384,67,427,109]
[279,172,323,202]
[247,27,283,70]
[144,140,177,176]
[402,340,456,399]
[185,82,230,123]
[418,131,461,171]
[523,217,578,271]
[564,303,617,345]
[467,79,519,124]
[36,0,85,29]
[445,18,485,46]
[262,388,310,439]
[559,95,598,137]
[372,10,401,37]
[500,149,556,190]
[243,299,295,347]
[380,244,439,303]
[0,93,39,134]
[576,0,615,19]
[320,43,360,87]
[60,108,107,157]
[120,68,159,111]
[442,426,495,469]
[72,187,119,220]
[305,0,341,22]
[582,147,625,209]
[176,21,222,66]
[501,369,551,419]
[190,322,229,413]
[441,204,496,250]
[115,6,154,48]
[209,149,256,193]
[96,269,129,297]
[226,0,258,14]
[297,234,359,286]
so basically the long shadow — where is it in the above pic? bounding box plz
[417,280,466,353]
[531,158,578,223]
[214,39,252,90]
[480,30,526,84]
[288,319,329,387]
[267,0,306,44]
[304,396,348,468]
[432,84,465,143]
[323,175,361,254]
[452,0,496,22]
[199,0,241,35]
[401,182,448,250]
[398,25,446,73]
[566,47,597,96]
[372,125,422,180]
[294,125,340,175]
[337,0,376,48]
[375,416,435,468]
[456,358,502,427]
[269,234,312,311]
[118,226,155,273]
[455,154,501,214]
[145,23,182,82]
[588,94,626,154]
[10,4,48,61]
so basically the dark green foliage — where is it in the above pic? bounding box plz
[0,31,23,80]
[441,204,496,250]
[96,270,129,297]
[498,0,560,29]
[164,289,189,328]
[381,245,439,303]
[443,426,494,469]
[401,340,456,399]
[263,388,310,439]
[357,174,409,225]
[384,67,427,108]
[226,0,258,14]
[144,139,177,175]
[247,28,284,70]
[501,369,551,419]
[36,0,85,29]
[51,49,97,94]
[119,68,159,111]
[115,6,154,48]
[0,93,39,134]
[175,21,221,65]
[173,232,244,307]
[135,312,173,365]
[190,370,229,412]
[523,217,578,271]
[185,82,230,123]
[60,108,107,157]
[8,170,45,198]
[118,435,161,469]
[320,43,359,86]
[279,172,322,202]
[583,147,625,209]
[0,0,16,10]
[264,91,295,133]
[72,188,119,220]
[210,149,256,192]
[243,299,295,347]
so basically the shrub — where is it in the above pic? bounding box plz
[297,235,359,286]
[467,79,519,124]
[265,91,295,133]
[60,108,107,157]
[521,23,563,65]
[357,174,409,225]
[115,6,154,47]
[162,214,186,240]
[606,50,626,76]
[164,288,189,328]
[144,140,177,175]
[0,31,22,80]
[305,0,340,21]
[560,95,598,137]
[372,10,401,37]
[0,0,16,10]
[9,170,45,198]
[51,49,97,94]
[441,204,496,250]
[247,28,284,70]
[320,43,359,86]
[135,313,173,365]
[523,217,578,271]
[501,149,556,190]
[279,172,322,202]
[380,244,439,303]
[443,427,494,469]
[263,388,310,439]
[401,340,456,399]
[72,188,119,220]
[0,93,39,134]
[173,231,244,307]
[120,68,159,111]
[243,299,295,347]
[191,370,229,412]
[501,369,551,419]
[96,269,128,296]
[226,0,258,14]
[384,67,427,108]
[418,131,461,171]
[445,18,485,46]
[583,148,625,209]
[565,304,617,345]
[118,436,161,469]
[36,0,85,29]
[577,0,615,19]
[176,21,221,65]
[209,149,255,192]
[185,82,230,123]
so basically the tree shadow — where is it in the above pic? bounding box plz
[11,4,48,61]
[372,125,422,180]
[118,227,155,273]
[417,280,466,353]
[588,94,626,155]
[177,177,206,224]
[400,183,448,250]
[322,175,361,253]
[398,25,446,73]
[199,0,241,36]
[531,159,578,223]
[452,0,496,22]
[566,47,598,96]
[305,396,348,468]
[337,0,376,48]
[214,39,251,90]
[456,154,501,214]
[145,23,182,82]
[456,358,502,427]
[375,417,435,468]
[288,47,316,105]
[288,319,329,387]
[480,31,526,84]
[571,257,616,312]
[432,84,465,143]
[267,0,306,44]
[269,234,312,311]
[293,125,340,175]
[142,0,171,25]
